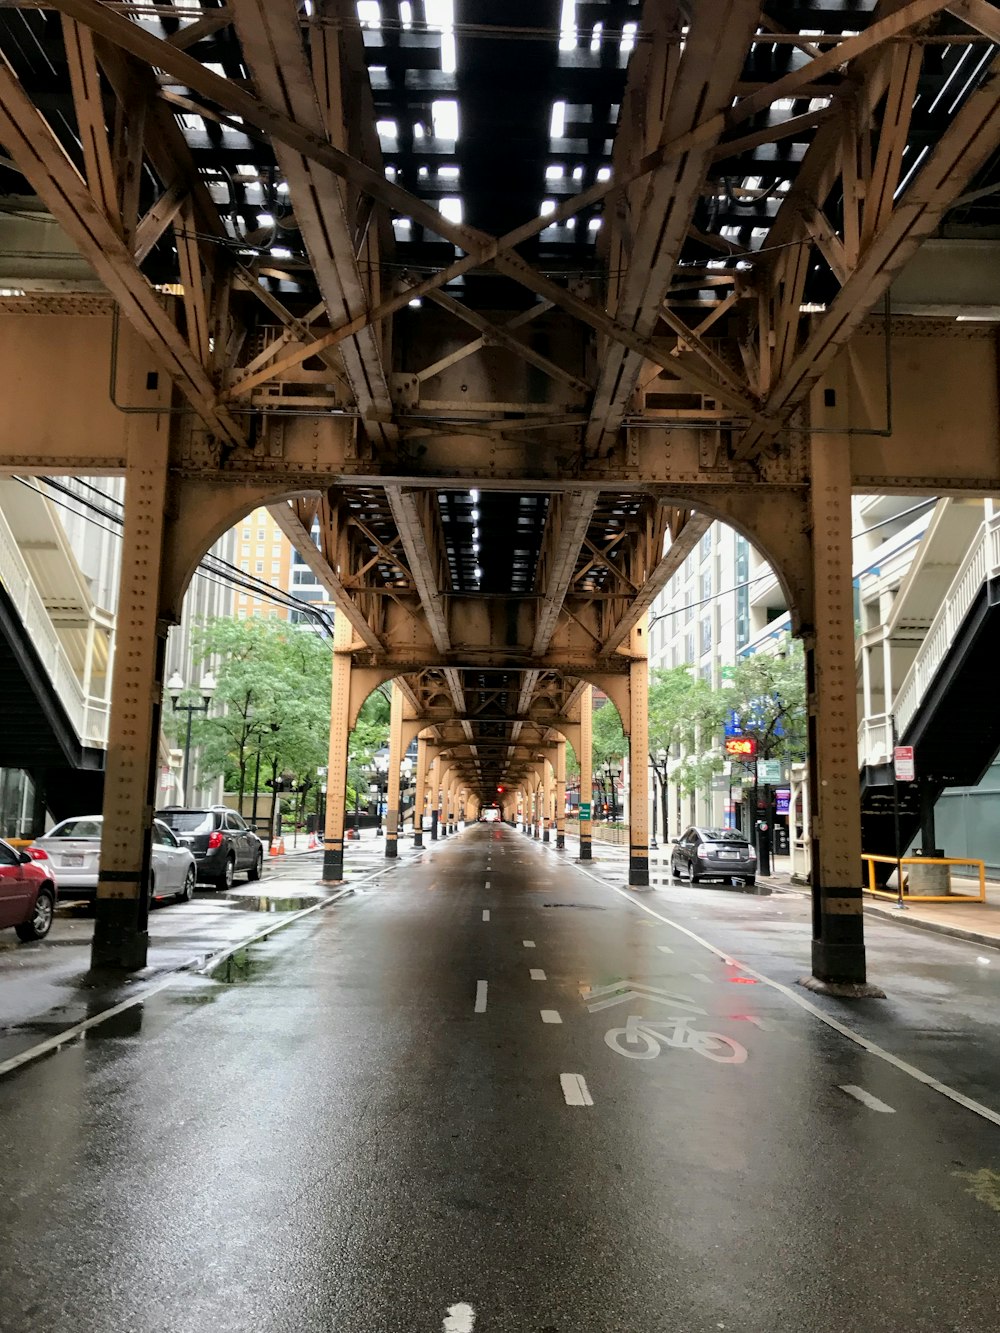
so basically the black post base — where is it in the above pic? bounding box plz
[629,849,650,889]
[321,842,344,882]
[580,841,592,860]
[413,831,423,848]
[90,898,148,971]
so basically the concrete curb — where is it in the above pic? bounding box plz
[762,874,1000,953]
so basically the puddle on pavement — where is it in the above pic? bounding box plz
[227,894,324,912]
[208,945,279,984]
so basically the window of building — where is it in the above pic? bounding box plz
[272,544,281,558]
[257,529,265,541]
[701,570,712,601]
[240,560,249,572]
[255,561,263,573]
[271,561,281,574]
[241,543,250,556]
[701,617,712,656]
[684,632,694,662]
[256,545,265,557]
[700,529,712,561]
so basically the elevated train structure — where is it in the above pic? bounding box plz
[0,0,998,987]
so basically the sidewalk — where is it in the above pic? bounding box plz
[535,824,1000,952]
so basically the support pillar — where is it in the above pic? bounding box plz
[556,738,567,850]
[628,627,650,888]
[385,681,403,859]
[438,767,449,835]
[413,735,428,848]
[91,427,171,971]
[533,775,541,837]
[322,611,353,883]
[806,437,869,988]
[579,685,593,860]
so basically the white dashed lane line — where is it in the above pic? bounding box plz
[529,968,546,981]
[541,1010,562,1024]
[560,1073,594,1107]
[657,944,673,954]
[475,980,488,1013]
[840,1085,895,1113]
[523,940,536,948]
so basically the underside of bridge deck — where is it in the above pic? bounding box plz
[0,0,997,985]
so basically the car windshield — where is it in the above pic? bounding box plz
[157,811,214,834]
[702,828,746,843]
[47,817,103,840]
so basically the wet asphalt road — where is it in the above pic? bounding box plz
[2,824,1000,1333]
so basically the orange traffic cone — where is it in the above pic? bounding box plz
[277,837,286,856]
[269,839,279,857]
[308,831,318,851]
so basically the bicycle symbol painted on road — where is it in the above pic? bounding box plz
[604,1013,748,1065]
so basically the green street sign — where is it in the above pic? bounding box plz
[579,802,591,820]
[758,759,782,784]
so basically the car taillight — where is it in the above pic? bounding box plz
[207,831,224,849]
[27,847,49,860]
[697,843,711,856]
[747,848,757,860]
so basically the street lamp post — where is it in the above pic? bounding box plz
[166,671,216,805]
[373,751,388,835]
[602,758,622,822]
[399,756,413,835]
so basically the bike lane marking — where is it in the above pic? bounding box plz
[560,1073,594,1106]
[541,1010,562,1024]
[443,1302,476,1331]
[530,968,546,981]
[692,972,714,985]
[475,980,488,1013]
[840,1085,895,1113]
[578,870,1000,1131]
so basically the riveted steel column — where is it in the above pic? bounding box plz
[322,611,353,883]
[429,756,439,839]
[556,739,567,850]
[629,626,650,888]
[385,681,403,859]
[91,425,170,971]
[808,438,867,985]
[438,767,449,835]
[543,759,553,842]
[533,772,541,838]
[579,685,593,861]
[413,735,428,847]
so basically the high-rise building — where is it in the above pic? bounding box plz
[231,506,295,620]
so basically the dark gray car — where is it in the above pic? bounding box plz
[155,806,264,890]
[670,825,757,887]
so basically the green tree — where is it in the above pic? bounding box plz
[346,688,391,812]
[177,617,332,811]
[647,666,727,839]
[591,696,627,820]
[721,640,807,763]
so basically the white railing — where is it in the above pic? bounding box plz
[858,715,892,768]
[0,507,108,749]
[861,515,1000,762]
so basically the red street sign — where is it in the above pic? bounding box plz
[725,736,757,759]
[893,745,915,781]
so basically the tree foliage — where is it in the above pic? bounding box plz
[591,696,627,765]
[648,666,726,796]
[346,688,391,808]
[176,617,332,804]
[721,640,807,764]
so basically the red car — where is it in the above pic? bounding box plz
[0,836,56,942]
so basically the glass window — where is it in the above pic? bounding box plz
[255,561,263,573]
[228,812,247,830]
[0,840,19,866]
[240,560,249,572]
[700,529,712,560]
[701,570,712,601]
[157,811,213,833]
[271,561,281,574]
[700,617,712,656]
[257,529,265,541]
[48,817,103,839]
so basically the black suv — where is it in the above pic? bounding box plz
[155,806,264,890]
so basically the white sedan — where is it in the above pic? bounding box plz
[30,815,197,905]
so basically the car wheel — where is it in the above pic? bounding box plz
[688,863,700,885]
[16,886,55,942]
[743,877,756,888]
[180,866,196,902]
[217,856,235,891]
[247,849,263,883]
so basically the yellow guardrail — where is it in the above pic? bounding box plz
[862,853,986,903]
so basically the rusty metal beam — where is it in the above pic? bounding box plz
[385,486,451,656]
[267,501,383,653]
[0,55,243,448]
